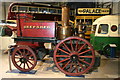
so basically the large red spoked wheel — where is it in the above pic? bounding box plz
[12,46,37,72]
[54,37,95,76]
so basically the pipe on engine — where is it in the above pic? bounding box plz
[57,6,73,40]
[62,6,69,26]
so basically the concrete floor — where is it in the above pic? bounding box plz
[0,50,119,79]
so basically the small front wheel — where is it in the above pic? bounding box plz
[12,46,37,72]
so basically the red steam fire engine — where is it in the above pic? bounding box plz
[7,3,100,76]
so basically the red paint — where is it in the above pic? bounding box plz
[17,14,56,38]
[54,37,95,76]
[17,41,39,48]
[7,3,61,21]
[6,25,17,31]
[12,46,37,72]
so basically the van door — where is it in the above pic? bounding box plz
[93,23,110,51]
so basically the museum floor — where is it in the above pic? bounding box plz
[0,50,119,79]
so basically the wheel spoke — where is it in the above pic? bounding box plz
[28,59,34,61]
[71,65,76,73]
[29,54,33,57]
[79,56,93,58]
[15,53,22,57]
[27,60,34,65]
[62,42,71,52]
[70,40,74,51]
[56,55,69,57]
[79,59,90,65]
[18,50,23,56]
[75,40,79,51]
[77,43,86,52]
[23,49,26,56]
[58,58,70,64]
[61,60,71,69]
[23,62,25,69]
[69,61,73,72]
[26,50,30,55]
[75,64,79,73]
[78,49,92,55]
[26,62,30,69]
[58,48,70,55]
[77,61,84,70]
[19,62,22,67]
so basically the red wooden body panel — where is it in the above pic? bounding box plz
[17,14,56,38]
[17,41,39,48]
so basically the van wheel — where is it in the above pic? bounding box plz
[103,45,111,57]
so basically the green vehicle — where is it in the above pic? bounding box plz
[90,15,120,58]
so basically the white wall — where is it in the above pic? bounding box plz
[0,2,4,22]
[112,2,120,14]
[0,2,11,22]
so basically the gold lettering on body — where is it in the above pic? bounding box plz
[24,26,50,29]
